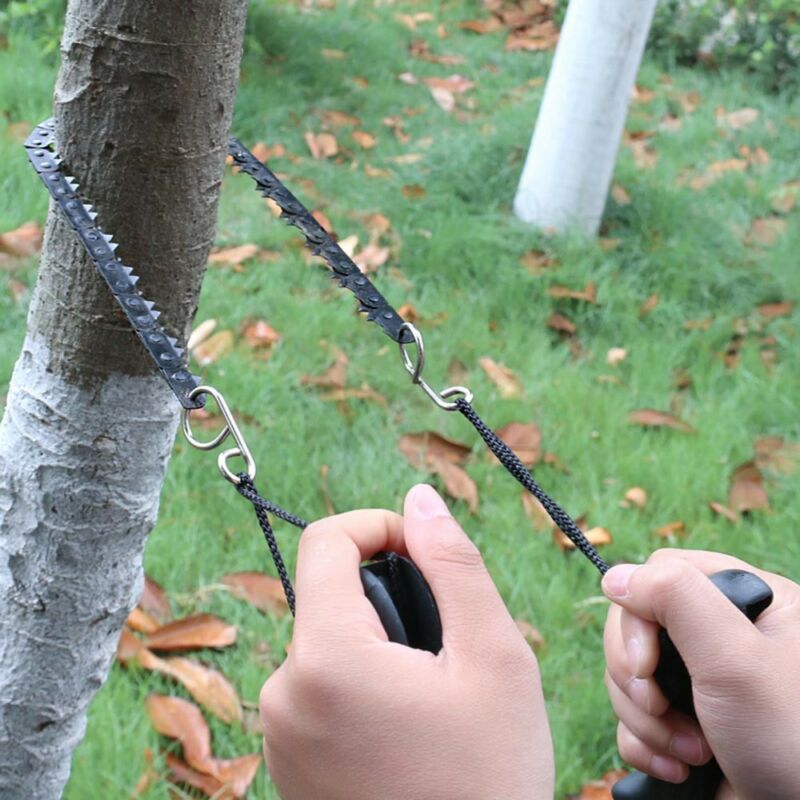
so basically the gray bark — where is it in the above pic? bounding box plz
[0,2,248,797]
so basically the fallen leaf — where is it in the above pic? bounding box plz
[607,347,627,366]
[402,183,427,199]
[395,11,435,30]
[318,386,388,406]
[728,460,770,513]
[611,184,631,205]
[709,501,739,524]
[300,348,348,390]
[165,754,232,800]
[192,331,234,367]
[459,18,505,34]
[139,575,171,623]
[624,134,658,169]
[621,487,647,510]
[131,749,158,798]
[208,243,260,267]
[423,75,475,95]
[0,221,43,258]
[495,422,541,466]
[354,242,390,274]
[628,409,696,433]
[250,141,285,162]
[305,131,339,160]
[398,432,472,469]
[188,319,218,354]
[117,627,144,665]
[546,312,576,335]
[144,613,237,652]
[639,293,659,317]
[708,157,749,176]
[554,526,612,551]
[754,437,800,476]
[757,300,794,319]
[429,86,455,112]
[549,282,597,303]
[520,250,557,273]
[320,110,360,127]
[429,456,479,513]
[746,217,787,247]
[243,319,281,350]
[654,520,686,539]
[479,356,523,398]
[321,48,347,60]
[351,130,376,149]
[598,237,621,252]
[397,302,419,322]
[398,71,418,85]
[127,607,160,635]
[721,107,759,129]
[221,572,289,616]
[312,209,335,233]
[7,278,27,302]
[505,20,559,51]
[740,144,769,166]
[521,492,554,532]
[515,619,545,651]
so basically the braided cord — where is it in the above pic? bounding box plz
[455,398,609,576]
[236,473,307,615]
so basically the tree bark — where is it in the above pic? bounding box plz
[513,0,657,236]
[0,2,248,797]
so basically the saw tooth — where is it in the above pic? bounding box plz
[151,310,161,320]
[66,178,79,191]
[102,233,114,243]
[122,266,134,276]
[173,347,185,358]
[129,275,139,286]
[143,300,156,311]
[167,336,178,346]
[109,242,119,252]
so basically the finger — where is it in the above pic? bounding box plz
[715,779,737,800]
[604,607,668,716]
[606,672,711,766]
[402,484,522,655]
[293,509,406,639]
[620,608,661,679]
[617,721,690,784]
[601,557,762,682]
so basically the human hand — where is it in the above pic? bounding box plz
[259,483,554,800]
[602,548,800,800]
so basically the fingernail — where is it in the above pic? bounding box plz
[670,732,705,765]
[411,484,452,520]
[602,564,640,599]
[650,754,686,783]
[626,635,643,676]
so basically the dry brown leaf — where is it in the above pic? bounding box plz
[479,356,523,398]
[243,319,281,350]
[721,107,759,129]
[430,456,479,513]
[554,526,612,551]
[397,302,419,322]
[221,572,289,616]
[188,319,218,354]
[504,22,559,51]
[250,141,285,162]
[654,520,686,539]
[519,249,557,273]
[165,754,232,800]
[729,460,770,513]
[351,130,376,149]
[709,501,739,524]
[495,422,541,466]
[746,217,787,247]
[611,184,631,205]
[521,492,554,532]
[639,293,660,318]
[402,183,427,199]
[621,487,647,510]
[459,17,505,34]
[598,237,621,252]
[757,300,794,319]
[320,110,360,127]
[312,209,334,234]
[354,242,390,274]
[127,607,160,635]
[300,348,348,390]
[321,48,347,60]
[208,243,260,267]
[754,437,800,476]
[607,347,627,366]
[515,619,545,651]
[628,409,696,434]
[192,330,233,367]
[319,385,388,406]
[546,312,576,335]
[144,613,237,652]
[624,135,658,169]
[139,575,171,623]
[398,432,471,469]
[578,769,630,798]
[429,86,455,112]
[0,221,43,258]
[117,627,144,665]
[548,282,597,303]
[305,131,339,160]
[423,75,476,94]
[395,11,435,30]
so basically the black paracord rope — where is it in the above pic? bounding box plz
[236,473,306,615]
[455,398,610,576]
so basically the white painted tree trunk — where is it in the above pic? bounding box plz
[0,2,248,797]
[513,0,658,236]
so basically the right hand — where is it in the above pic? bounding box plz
[602,549,800,800]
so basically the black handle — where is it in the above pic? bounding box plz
[360,553,442,654]
[612,569,773,800]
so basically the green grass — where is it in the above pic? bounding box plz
[1,2,799,797]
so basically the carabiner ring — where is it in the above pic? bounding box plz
[181,385,256,485]
[398,323,473,412]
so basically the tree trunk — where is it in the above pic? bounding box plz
[0,2,248,797]
[513,0,657,236]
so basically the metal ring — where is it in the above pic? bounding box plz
[181,385,256,485]
[397,323,473,412]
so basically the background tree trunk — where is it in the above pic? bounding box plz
[0,2,248,797]
[513,0,657,236]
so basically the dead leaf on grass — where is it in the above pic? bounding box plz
[0,221,43,258]
[221,572,289,616]
[429,456,479,513]
[709,501,739,524]
[242,319,281,350]
[554,526,612,551]
[548,282,597,303]
[495,422,541,466]
[546,312,576,335]
[305,131,339,160]
[515,619,545,651]
[521,492,554,532]
[139,575,172,623]
[192,331,234,366]
[728,460,770,513]
[628,409,696,433]
[398,432,471,469]
[300,347,348,390]
[654,520,686,539]
[479,356,523,397]
[144,613,237,652]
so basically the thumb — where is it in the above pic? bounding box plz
[602,558,761,684]
[403,484,519,654]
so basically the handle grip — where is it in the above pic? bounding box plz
[612,569,773,800]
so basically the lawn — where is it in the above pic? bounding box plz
[1,1,799,798]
